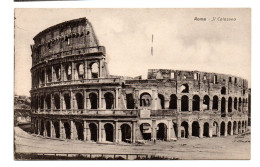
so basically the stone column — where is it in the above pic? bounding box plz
[87,67,91,79]
[115,88,119,109]
[38,119,40,135]
[115,121,119,143]
[51,93,54,113]
[43,120,47,137]
[59,120,64,139]
[83,121,87,141]
[134,89,139,109]
[218,98,221,112]
[84,60,88,79]
[152,89,157,110]
[225,99,228,114]
[209,124,213,138]
[167,120,171,141]
[224,122,227,136]
[60,92,63,113]
[70,90,74,112]
[209,99,213,111]
[200,98,203,112]
[189,97,192,112]
[44,68,47,85]
[98,89,102,109]
[52,66,55,82]
[50,120,54,138]
[71,62,75,81]
[132,121,136,143]
[188,122,192,138]
[177,122,182,138]
[177,97,181,112]
[98,60,102,78]
[83,90,87,110]
[217,123,221,137]
[151,120,157,141]
[230,122,233,135]
[199,122,203,138]
[70,120,74,140]
[98,121,102,142]
[60,64,64,81]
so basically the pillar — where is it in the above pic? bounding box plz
[217,123,221,137]
[71,62,75,81]
[98,89,102,109]
[70,90,74,112]
[200,98,203,112]
[83,121,87,141]
[52,66,55,82]
[61,64,64,81]
[115,121,119,143]
[225,99,228,114]
[167,120,171,141]
[115,88,119,109]
[151,120,157,140]
[177,122,182,138]
[50,120,54,138]
[37,119,40,135]
[70,120,74,140]
[83,90,87,110]
[209,99,213,111]
[152,89,157,110]
[132,121,136,143]
[84,60,88,79]
[189,98,192,112]
[199,122,203,138]
[59,120,64,139]
[230,122,233,135]
[177,97,181,112]
[51,93,54,112]
[98,121,102,142]
[60,92,63,113]
[43,120,47,137]
[224,122,227,136]
[209,125,213,138]
[188,122,192,138]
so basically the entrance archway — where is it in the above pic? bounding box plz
[233,121,237,135]
[121,124,131,143]
[157,123,167,141]
[104,92,114,109]
[40,120,44,136]
[181,95,189,111]
[46,121,51,137]
[89,123,97,141]
[64,122,71,139]
[212,122,218,137]
[227,121,232,135]
[54,121,60,138]
[181,121,189,138]
[203,122,209,137]
[192,121,200,137]
[75,122,84,140]
[104,123,114,142]
[89,93,98,109]
[220,122,225,136]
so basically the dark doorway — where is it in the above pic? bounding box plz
[203,122,209,137]
[121,124,131,143]
[126,94,135,109]
[181,121,189,138]
[221,97,226,117]
[169,94,177,109]
[228,122,232,135]
[64,122,71,139]
[192,121,200,137]
[54,121,60,138]
[104,123,114,142]
[75,122,84,140]
[213,96,218,110]
[89,93,98,109]
[181,95,189,111]
[89,123,97,141]
[46,121,51,137]
[228,97,232,113]
[76,93,84,109]
[220,122,225,136]
[40,120,44,136]
[157,123,167,141]
[104,93,114,109]
[192,95,200,111]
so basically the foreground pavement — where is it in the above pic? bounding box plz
[14,127,250,160]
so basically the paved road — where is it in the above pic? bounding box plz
[14,127,250,160]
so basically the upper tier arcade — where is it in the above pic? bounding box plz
[30,17,105,67]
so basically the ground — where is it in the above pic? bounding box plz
[14,126,250,160]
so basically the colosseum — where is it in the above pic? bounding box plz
[30,17,249,143]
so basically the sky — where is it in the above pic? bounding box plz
[14,8,251,96]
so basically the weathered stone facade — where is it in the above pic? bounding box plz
[30,18,248,143]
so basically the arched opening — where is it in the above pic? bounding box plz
[104,92,114,109]
[238,121,241,134]
[213,96,218,110]
[212,122,218,137]
[46,67,52,82]
[76,63,84,80]
[40,120,44,136]
[53,122,60,138]
[221,97,226,116]
[203,122,209,137]
[169,94,177,109]
[238,98,242,112]
[40,70,45,84]
[233,121,237,135]
[157,123,167,141]
[221,87,226,95]
[54,66,61,81]
[220,122,225,136]
[192,95,200,111]
[158,94,165,109]
[35,120,39,134]
[140,123,151,140]
[65,64,72,80]
[121,124,131,143]
[126,94,135,109]
[242,121,245,133]
[91,62,99,78]
[181,95,189,111]
[140,93,152,107]
[227,122,232,135]
[40,95,44,109]
[203,95,210,110]
[75,122,84,141]
[192,121,200,137]
[181,121,189,138]
[234,98,238,110]
[64,93,71,109]
[46,121,51,137]
[89,93,98,109]
[228,97,232,113]
[89,123,97,141]
[75,93,84,109]
[54,94,60,109]
[45,94,51,109]
[64,122,71,139]
[104,123,114,142]
[181,84,189,93]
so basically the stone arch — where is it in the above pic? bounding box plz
[104,123,114,142]
[220,121,225,136]
[40,69,45,83]
[157,123,167,141]
[64,122,71,139]
[89,93,98,109]
[54,65,61,81]
[181,84,189,93]
[126,93,135,109]
[40,119,44,136]
[63,93,71,109]
[75,121,84,140]
[192,95,200,111]
[76,63,84,79]
[53,121,60,138]
[121,124,131,143]
[212,121,218,137]
[90,62,99,78]
[221,97,226,116]
[221,87,226,95]
[89,123,98,141]
[104,92,114,109]
[238,98,242,112]
[45,94,51,109]
[64,64,72,80]
[213,95,218,110]
[75,92,84,109]
[228,97,232,113]
[233,121,237,135]
[46,121,51,137]
[140,92,152,107]
[203,95,210,110]
[192,121,200,137]
[227,121,232,135]
[234,97,238,110]
[46,67,52,82]
[140,123,151,140]
[181,121,189,138]
[158,94,165,109]
[203,122,209,137]
[181,95,189,111]
[54,94,60,109]
[169,94,177,109]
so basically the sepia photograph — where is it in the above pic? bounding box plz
[14,8,251,160]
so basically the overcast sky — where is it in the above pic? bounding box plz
[15,8,251,96]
